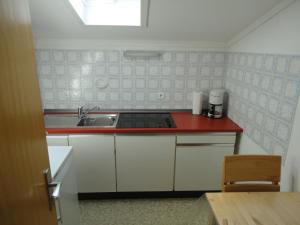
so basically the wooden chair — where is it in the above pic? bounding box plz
[222,155,281,192]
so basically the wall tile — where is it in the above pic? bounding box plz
[254,54,264,70]
[108,65,120,76]
[97,92,106,101]
[109,79,120,89]
[247,54,255,67]
[95,51,105,62]
[148,65,161,76]
[188,53,199,64]
[148,79,159,89]
[162,52,173,63]
[67,51,80,63]
[135,92,145,101]
[289,57,300,74]
[39,64,52,76]
[69,65,81,76]
[285,81,299,99]
[175,66,185,76]
[200,66,210,76]
[162,66,172,76]
[81,64,93,76]
[81,51,94,63]
[135,65,146,76]
[187,66,198,76]
[40,78,53,88]
[53,50,65,62]
[122,79,133,89]
[202,53,213,63]
[107,51,120,63]
[175,52,186,63]
[161,79,172,89]
[95,65,106,75]
[272,78,284,95]
[264,55,274,72]
[135,79,146,89]
[275,56,288,73]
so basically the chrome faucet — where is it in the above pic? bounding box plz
[77,105,100,119]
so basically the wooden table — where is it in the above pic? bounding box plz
[206,192,300,225]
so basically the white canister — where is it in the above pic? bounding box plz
[192,92,203,115]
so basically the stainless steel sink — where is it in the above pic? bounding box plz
[77,114,118,127]
[44,114,119,128]
[44,115,79,128]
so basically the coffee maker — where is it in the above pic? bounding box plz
[208,89,224,118]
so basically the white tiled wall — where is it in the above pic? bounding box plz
[36,50,226,109]
[36,49,300,158]
[226,52,300,159]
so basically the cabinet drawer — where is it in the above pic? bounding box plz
[177,133,236,144]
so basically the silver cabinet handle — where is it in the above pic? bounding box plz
[43,169,63,223]
[52,182,63,223]
[52,182,61,199]
[176,143,234,147]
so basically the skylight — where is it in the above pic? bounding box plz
[68,0,142,26]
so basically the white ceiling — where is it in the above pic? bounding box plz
[29,0,284,42]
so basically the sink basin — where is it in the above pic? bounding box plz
[44,115,79,128]
[44,113,119,128]
[77,114,118,127]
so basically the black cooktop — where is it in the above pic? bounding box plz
[117,113,177,128]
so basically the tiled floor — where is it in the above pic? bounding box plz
[79,197,210,225]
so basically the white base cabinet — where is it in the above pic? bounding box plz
[48,132,237,193]
[68,135,116,193]
[47,135,68,146]
[175,133,236,191]
[174,144,234,191]
[116,135,176,192]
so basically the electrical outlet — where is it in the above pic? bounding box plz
[157,92,165,100]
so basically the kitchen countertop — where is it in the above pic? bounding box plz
[48,146,73,178]
[46,112,242,134]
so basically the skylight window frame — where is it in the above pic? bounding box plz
[67,0,150,27]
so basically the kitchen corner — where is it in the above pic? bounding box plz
[4,0,300,225]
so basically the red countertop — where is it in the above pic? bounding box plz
[46,112,242,134]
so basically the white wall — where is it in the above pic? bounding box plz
[229,0,300,191]
[229,0,300,55]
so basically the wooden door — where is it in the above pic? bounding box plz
[0,0,57,225]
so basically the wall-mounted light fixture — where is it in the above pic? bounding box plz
[123,50,162,59]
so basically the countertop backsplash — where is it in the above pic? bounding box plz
[36,49,226,109]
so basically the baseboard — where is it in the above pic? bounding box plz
[78,191,220,200]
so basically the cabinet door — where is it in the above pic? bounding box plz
[68,135,116,193]
[46,135,68,146]
[175,144,234,191]
[116,135,176,192]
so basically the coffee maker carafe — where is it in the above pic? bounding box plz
[208,89,224,118]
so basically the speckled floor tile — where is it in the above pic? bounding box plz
[79,196,210,225]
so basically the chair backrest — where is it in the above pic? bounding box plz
[222,155,281,192]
